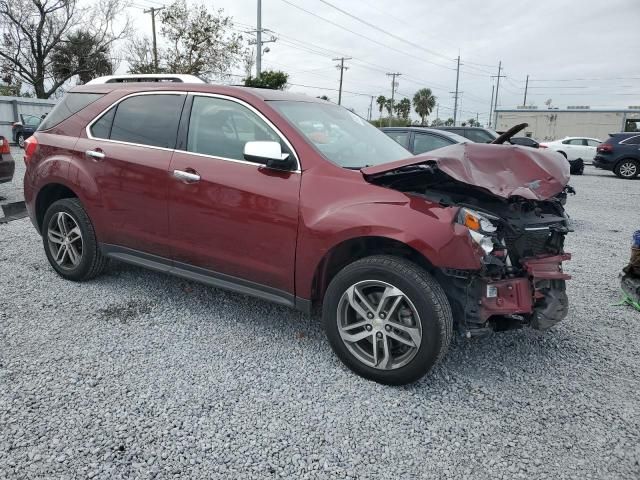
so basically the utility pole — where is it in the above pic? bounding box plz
[256,0,262,76]
[436,102,439,121]
[143,6,165,72]
[386,72,401,126]
[523,74,529,106]
[250,0,276,78]
[491,61,505,129]
[476,112,479,126]
[488,84,494,128]
[333,57,351,105]
[368,96,374,121]
[453,55,461,126]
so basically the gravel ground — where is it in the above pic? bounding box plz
[1,164,639,479]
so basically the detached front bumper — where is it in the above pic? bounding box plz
[445,254,571,334]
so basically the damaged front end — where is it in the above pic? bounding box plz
[363,143,574,334]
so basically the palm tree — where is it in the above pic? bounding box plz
[384,98,393,117]
[412,88,436,126]
[376,95,386,120]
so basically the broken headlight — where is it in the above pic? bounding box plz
[456,207,498,255]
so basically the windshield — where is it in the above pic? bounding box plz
[269,100,411,168]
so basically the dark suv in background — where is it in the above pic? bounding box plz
[12,114,43,148]
[593,133,640,179]
[434,126,498,143]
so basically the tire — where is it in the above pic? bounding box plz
[17,133,25,148]
[42,198,108,281]
[614,159,639,179]
[322,255,453,385]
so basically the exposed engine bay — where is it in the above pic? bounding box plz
[363,142,575,334]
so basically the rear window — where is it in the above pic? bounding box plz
[91,94,185,149]
[38,92,104,130]
[622,135,640,145]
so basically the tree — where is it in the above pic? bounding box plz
[467,117,479,127]
[412,88,436,126]
[317,95,330,101]
[51,31,113,85]
[384,98,393,117]
[160,0,243,80]
[444,117,455,126]
[244,70,288,90]
[395,98,411,120]
[376,95,386,120]
[0,0,129,98]
[430,118,444,127]
[126,36,157,74]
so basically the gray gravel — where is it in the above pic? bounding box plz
[1,166,639,479]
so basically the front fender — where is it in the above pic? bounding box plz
[295,175,483,299]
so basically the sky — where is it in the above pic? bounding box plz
[122,0,640,124]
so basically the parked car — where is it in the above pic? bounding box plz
[540,137,600,161]
[12,114,43,148]
[434,126,499,143]
[593,133,640,179]
[0,135,15,184]
[23,82,573,385]
[381,127,469,154]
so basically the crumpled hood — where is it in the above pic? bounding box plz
[361,143,570,200]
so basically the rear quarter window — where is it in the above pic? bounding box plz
[38,93,104,130]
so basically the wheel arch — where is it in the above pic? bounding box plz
[35,183,80,232]
[308,235,436,306]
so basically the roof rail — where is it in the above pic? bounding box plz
[86,74,206,84]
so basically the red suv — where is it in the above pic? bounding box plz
[24,82,572,385]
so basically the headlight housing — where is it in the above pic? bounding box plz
[456,207,498,255]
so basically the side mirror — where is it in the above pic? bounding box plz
[243,141,294,171]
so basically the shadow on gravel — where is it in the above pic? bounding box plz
[98,299,153,324]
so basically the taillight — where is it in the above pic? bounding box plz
[538,144,548,149]
[0,137,10,154]
[597,143,613,153]
[24,135,38,165]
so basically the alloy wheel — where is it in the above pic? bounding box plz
[619,161,637,178]
[47,212,83,270]
[18,135,25,148]
[336,280,422,370]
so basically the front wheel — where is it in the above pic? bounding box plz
[17,133,25,148]
[614,159,639,179]
[322,255,453,385]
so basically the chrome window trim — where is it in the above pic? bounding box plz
[620,135,640,145]
[85,90,301,173]
[85,91,187,153]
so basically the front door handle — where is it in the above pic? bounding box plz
[85,149,105,161]
[173,169,201,183]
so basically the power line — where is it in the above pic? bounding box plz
[277,0,457,72]
[316,0,454,63]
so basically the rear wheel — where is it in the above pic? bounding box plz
[322,255,453,385]
[614,159,639,179]
[42,198,108,281]
[17,133,25,148]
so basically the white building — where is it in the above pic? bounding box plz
[494,106,640,142]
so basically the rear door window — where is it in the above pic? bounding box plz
[38,92,104,130]
[107,94,186,149]
[413,133,453,154]
[586,139,600,147]
[384,130,410,149]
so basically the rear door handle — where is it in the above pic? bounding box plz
[173,169,201,183]
[85,149,105,160]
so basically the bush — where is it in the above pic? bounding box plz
[369,117,411,128]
